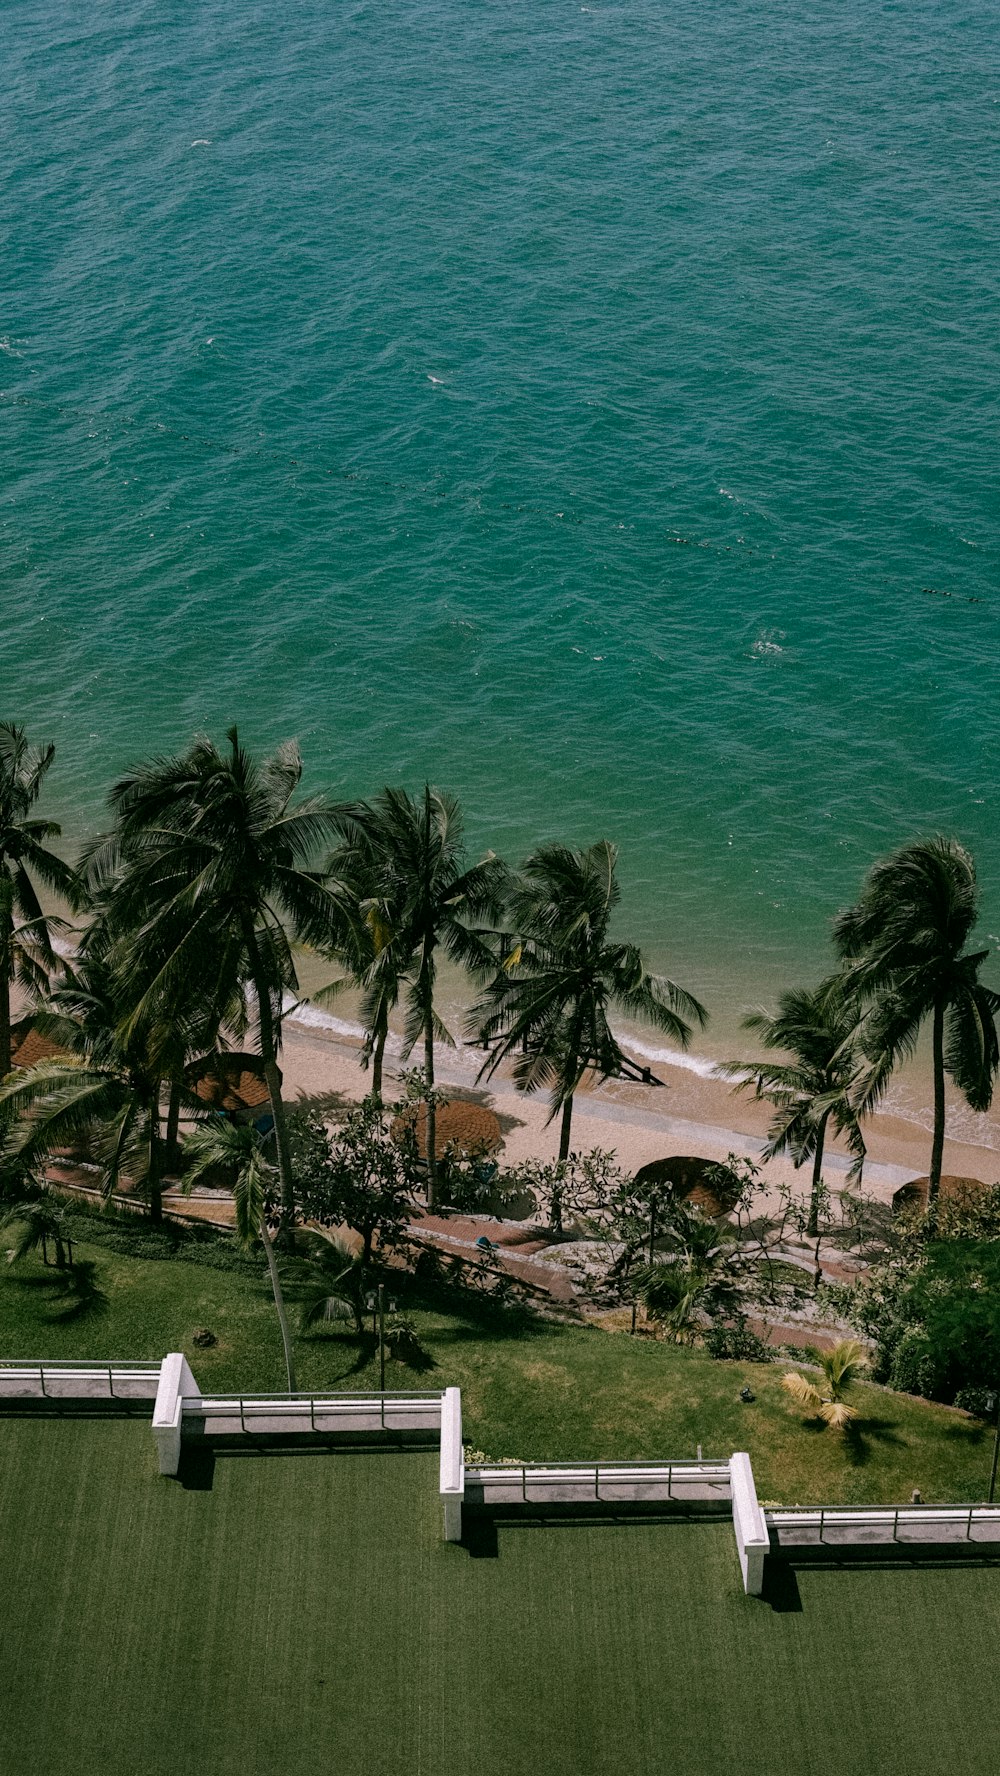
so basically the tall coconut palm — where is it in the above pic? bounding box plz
[719,981,866,1236]
[331,786,506,1206]
[82,730,345,1237]
[0,723,76,1075]
[834,837,1000,1212]
[182,1119,297,1392]
[472,841,707,1161]
[320,834,409,1103]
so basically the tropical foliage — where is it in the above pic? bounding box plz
[289,1099,418,1265]
[182,1118,297,1391]
[472,841,706,1159]
[82,728,345,1235]
[781,1340,867,1430]
[0,722,76,1076]
[721,981,866,1236]
[329,786,506,1203]
[834,837,1000,1210]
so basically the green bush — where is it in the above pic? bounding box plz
[703,1317,772,1364]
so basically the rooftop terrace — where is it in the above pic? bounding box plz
[3,1416,1000,1776]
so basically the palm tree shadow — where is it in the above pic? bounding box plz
[842,1417,905,1467]
[299,1330,377,1380]
[5,1263,108,1321]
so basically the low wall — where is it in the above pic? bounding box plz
[152,1354,202,1475]
[181,1392,442,1442]
[767,1504,1000,1551]
[17,1349,1000,1592]
[464,1462,732,1512]
[439,1387,464,1542]
[0,1359,163,1404]
[730,1453,769,1596]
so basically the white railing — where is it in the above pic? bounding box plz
[766,1504,1000,1546]
[0,1358,163,1400]
[464,1460,732,1508]
[180,1390,443,1436]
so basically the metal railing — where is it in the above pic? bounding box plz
[766,1503,1000,1545]
[0,1358,162,1399]
[181,1389,444,1435]
[465,1459,731,1505]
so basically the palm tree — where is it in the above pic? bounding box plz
[0,723,76,1076]
[720,982,866,1237]
[1,1190,75,1269]
[0,955,182,1222]
[83,730,345,1238]
[834,837,1000,1213]
[473,841,707,1161]
[781,1340,867,1430]
[331,786,506,1205]
[320,834,409,1103]
[289,1226,369,1335]
[182,1119,297,1392]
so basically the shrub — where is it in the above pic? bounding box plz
[704,1317,772,1363]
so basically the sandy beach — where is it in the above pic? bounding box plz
[278,1009,1000,1212]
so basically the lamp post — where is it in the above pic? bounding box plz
[378,1283,386,1393]
[987,1391,1000,1505]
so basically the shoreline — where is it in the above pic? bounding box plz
[279,1004,1000,1208]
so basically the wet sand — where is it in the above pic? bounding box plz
[279,1013,1000,1212]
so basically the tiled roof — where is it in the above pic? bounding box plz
[189,1054,271,1115]
[9,1023,73,1071]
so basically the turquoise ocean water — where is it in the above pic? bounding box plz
[2,0,999,1050]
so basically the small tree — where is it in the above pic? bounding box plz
[2,1190,75,1269]
[290,1227,369,1335]
[781,1340,867,1430]
[292,1100,418,1266]
[182,1120,297,1392]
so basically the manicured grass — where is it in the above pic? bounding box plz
[0,1226,991,1504]
[3,1418,1000,1776]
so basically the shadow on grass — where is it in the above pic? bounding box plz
[842,1417,905,1467]
[761,1560,803,1613]
[463,1516,499,1558]
[178,1445,216,1491]
[5,1263,108,1322]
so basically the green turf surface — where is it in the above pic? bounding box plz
[2,1418,999,1776]
[0,1224,992,1504]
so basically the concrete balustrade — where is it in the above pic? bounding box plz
[152,1353,201,1475]
[11,1349,999,1594]
[730,1452,769,1596]
[439,1386,465,1542]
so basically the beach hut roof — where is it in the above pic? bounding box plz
[630,1154,740,1216]
[391,1099,503,1161]
[9,1018,73,1071]
[187,1053,271,1116]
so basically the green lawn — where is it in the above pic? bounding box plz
[2,1418,1000,1776]
[0,1223,992,1504]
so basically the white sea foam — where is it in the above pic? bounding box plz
[618,1033,734,1081]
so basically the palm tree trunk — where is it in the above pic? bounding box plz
[259,1215,297,1393]
[929,998,946,1215]
[424,1017,438,1210]
[165,1079,181,1172]
[148,1087,163,1226]
[242,916,296,1248]
[371,1024,387,1104]
[558,1095,574,1163]
[806,1112,830,1239]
